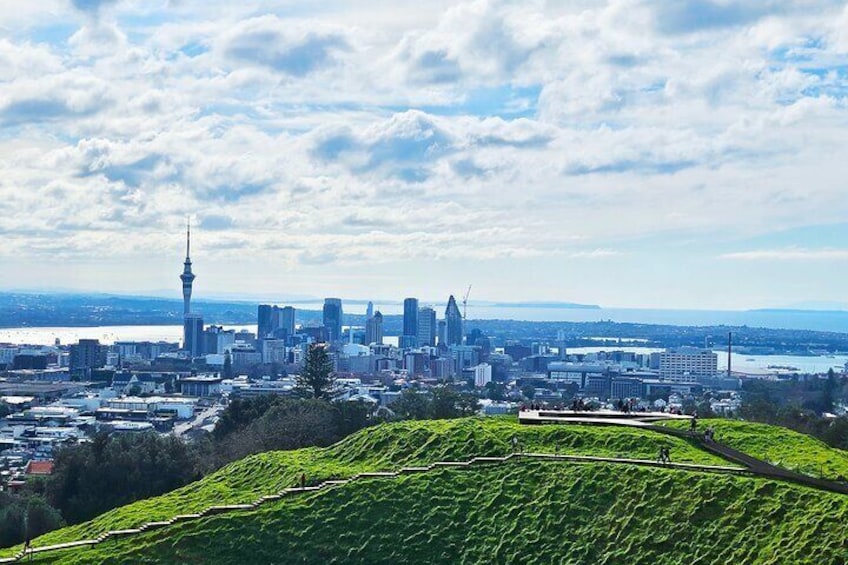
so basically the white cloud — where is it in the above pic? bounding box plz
[720,249,848,261]
[0,0,847,306]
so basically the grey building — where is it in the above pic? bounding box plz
[445,295,463,346]
[183,313,204,357]
[417,306,437,347]
[323,298,343,343]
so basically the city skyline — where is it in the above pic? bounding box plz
[2,1,848,310]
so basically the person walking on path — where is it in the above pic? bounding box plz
[511,435,519,454]
[690,416,698,433]
[300,473,306,489]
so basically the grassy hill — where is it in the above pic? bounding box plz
[0,418,727,558]
[32,460,848,565]
[659,419,848,479]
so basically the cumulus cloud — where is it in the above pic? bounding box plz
[0,0,847,304]
[218,16,350,76]
[70,0,119,13]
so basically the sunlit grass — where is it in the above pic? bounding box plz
[35,460,848,565]
[0,417,727,557]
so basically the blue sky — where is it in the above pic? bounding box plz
[1,0,848,310]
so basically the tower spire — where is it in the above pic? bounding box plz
[180,218,196,316]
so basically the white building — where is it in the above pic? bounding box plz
[261,339,288,364]
[473,363,492,388]
[658,348,718,384]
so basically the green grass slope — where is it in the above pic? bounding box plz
[36,460,848,565]
[661,419,848,479]
[0,418,728,557]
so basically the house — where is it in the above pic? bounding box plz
[25,460,54,477]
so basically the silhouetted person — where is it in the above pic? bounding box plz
[300,473,306,489]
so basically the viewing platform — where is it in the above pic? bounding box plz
[519,409,693,427]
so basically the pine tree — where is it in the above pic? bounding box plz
[223,351,233,379]
[297,344,335,399]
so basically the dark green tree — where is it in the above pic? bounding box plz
[484,382,506,401]
[391,389,430,420]
[430,387,461,419]
[296,344,335,399]
[223,351,233,379]
[822,369,837,413]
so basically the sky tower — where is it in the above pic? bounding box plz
[180,219,195,316]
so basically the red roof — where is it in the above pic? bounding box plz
[25,460,54,476]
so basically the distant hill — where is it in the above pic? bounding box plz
[488,300,600,309]
[5,418,848,563]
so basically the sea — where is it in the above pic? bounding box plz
[288,302,848,334]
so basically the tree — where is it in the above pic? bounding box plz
[521,384,536,400]
[391,389,430,420]
[431,387,461,419]
[484,382,506,401]
[822,369,837,413]
[47,433,198,525]
[223,351,233,379]
[296,344,335,399]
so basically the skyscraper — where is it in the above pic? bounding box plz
[445,295,463,346]
[417,306,437,347]
[366,301,374,319]
[365,311,384,345]
[257,304,274,339]
[402,297,419,348]
[183,313,204,357]
[323,298,343,342]
[180,219,195,316]
[280,306,296,338]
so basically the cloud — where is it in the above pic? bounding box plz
[650,0,777,34]
[199,214,234,230]
[219,16,350,76]
[1,0,848,306]
[720,248,848,261]
[568,249,622,259]
[71,0,118,12]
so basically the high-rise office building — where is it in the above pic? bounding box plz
[417,306,437,347]
[366,301,374,319]
[445,295,463,346]
[280,306,296,338]
[402,298,419,347]
[183,313,204,357]
[365,311,384,345]
[257,304,274,339]
[323,298,343,342]
[203,325,235,355]
[70,339,105,372]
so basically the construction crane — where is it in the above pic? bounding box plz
[462,285,472,321]
[459,285,472,346]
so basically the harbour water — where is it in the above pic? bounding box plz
[288,302,848,333]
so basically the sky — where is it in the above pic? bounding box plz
[1,0,848,310]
